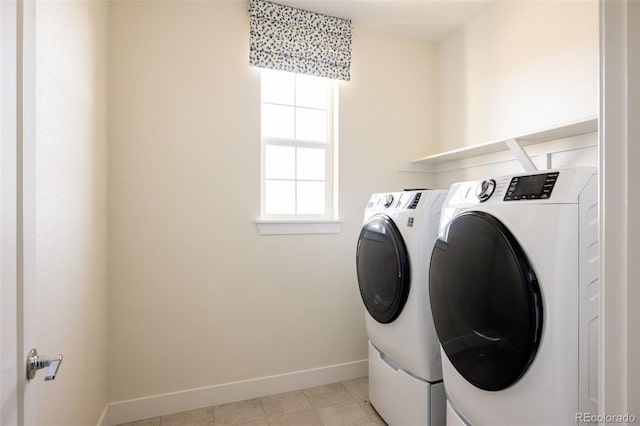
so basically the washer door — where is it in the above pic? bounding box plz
[356,214,410,324]
[429,211,543,391]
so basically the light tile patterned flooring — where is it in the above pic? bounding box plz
[116,377,387,426]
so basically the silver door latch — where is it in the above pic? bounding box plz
[26,348,63,381]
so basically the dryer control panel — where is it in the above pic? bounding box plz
[504,172,559,201]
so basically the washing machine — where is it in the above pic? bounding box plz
[356,189,448,426]
[429,167,599,425]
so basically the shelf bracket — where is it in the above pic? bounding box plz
[505,138,538,172]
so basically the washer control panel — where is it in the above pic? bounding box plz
[476,179,496,202]
[366,190,431,210]
[504,172,559,201]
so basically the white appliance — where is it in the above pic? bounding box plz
[429,168,599,425]
[356,190,448,426]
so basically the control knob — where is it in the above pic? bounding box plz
[383,194,394,207]
[476,179,496,202]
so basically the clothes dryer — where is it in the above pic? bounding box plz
[357,190,447,426]
[429,168,599,425]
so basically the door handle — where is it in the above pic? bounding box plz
[26,348,63,381]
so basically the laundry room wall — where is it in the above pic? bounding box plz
[436,0,599,154]
[108,0,437,404]
[431,0,599,187]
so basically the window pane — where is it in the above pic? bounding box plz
[265,180,295,214]
[297,181,326,214]
[262,104,294,139]
[296,74,328,109]
[260,69,335,219]
[262,69,294,105]
[296,108,327,142]
[265,145,295,179]
[297,147,325,180]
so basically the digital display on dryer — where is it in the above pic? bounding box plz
[512,175,546,195]
[504,172,559,201]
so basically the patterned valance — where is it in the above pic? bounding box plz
[249,0,352,81]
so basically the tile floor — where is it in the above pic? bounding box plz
[116,377,386,426]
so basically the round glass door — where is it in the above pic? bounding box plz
[429,211,543,391]
[356,214,410,324]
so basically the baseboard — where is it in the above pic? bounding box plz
[105,359,367,425]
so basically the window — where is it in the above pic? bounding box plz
[259,69,340,232]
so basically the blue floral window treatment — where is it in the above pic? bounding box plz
[249,0,352,81]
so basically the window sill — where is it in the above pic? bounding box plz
[256,219,343,235]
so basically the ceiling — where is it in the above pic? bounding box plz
[276,0,497,41]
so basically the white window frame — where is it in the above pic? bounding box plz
[257,69,342,235]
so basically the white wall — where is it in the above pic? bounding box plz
[437,0,599,153]
[33,1,109,424]
[108,0,437,403]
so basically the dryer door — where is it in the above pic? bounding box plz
[429,211,543,391]
[356,214,410,324]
